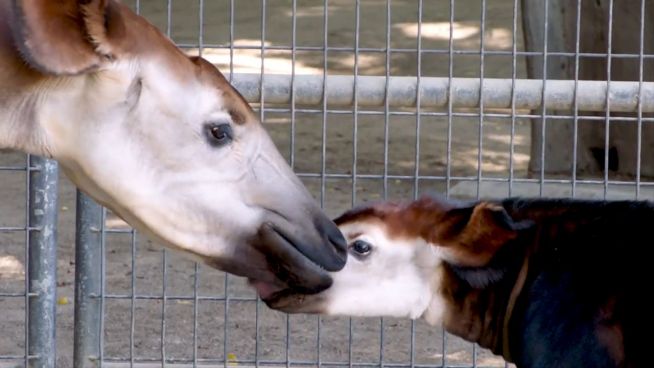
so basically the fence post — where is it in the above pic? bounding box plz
[521,0,654,177]
[73,191,103,368]
[27,156,59,368]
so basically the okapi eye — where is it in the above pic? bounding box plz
[351,240,372,256]
[207,124,233,146]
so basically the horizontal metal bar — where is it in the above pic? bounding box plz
[0,227,31,232]
[293,172,654,185]
[96,360,496,368]
[229,74,654,112]
[180,43,654,59]
[0,355,38,361]
[102,228,136,234]
[0,292,38,297]
[256,106,654,122]
[0,166,29,171]
[96,294,256,302]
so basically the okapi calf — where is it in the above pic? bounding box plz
[260,195,651,367]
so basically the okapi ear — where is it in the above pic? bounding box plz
[12,0,124,75]
[429,202,530,267]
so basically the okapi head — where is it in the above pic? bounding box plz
[266,194,533,322]
[0,0,346,295]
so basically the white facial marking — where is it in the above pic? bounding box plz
[33,57,309,265]
[1,4,346,289]
[320,220,446,324]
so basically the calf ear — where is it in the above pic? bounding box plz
[12,0,124,75]
[429,202,530,267]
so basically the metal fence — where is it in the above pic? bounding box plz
[1,0,653,367]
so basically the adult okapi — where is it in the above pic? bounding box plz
[0,0,346,295]
[268,195,650,367]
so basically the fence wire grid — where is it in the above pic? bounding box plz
[1,1,653,368]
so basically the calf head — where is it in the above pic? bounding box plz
[266,195,531,323]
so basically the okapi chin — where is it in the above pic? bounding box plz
[266,194,650,368]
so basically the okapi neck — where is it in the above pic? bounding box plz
[437,235,533,363]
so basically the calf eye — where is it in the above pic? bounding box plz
[351,240,372,256]
[207,123,233,147]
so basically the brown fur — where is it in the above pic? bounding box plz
[189,56,255,125]
[1,0,256,129]
[335,196,524,267]
[11,0,104,74]
[336,195,530,358]
[10,0,183,75]
[595,297,625,365]
[334,196,530,358]
[335,196,650,367]
[439,268,505,353]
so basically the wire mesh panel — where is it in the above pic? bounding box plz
[72,1,523,367]
[2,0,653,368]
[0,152,32,366]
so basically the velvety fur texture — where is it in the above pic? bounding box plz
[273,195,652,367]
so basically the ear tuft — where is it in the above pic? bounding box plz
[81,0,125,57]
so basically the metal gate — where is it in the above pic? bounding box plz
[1,1,653,367]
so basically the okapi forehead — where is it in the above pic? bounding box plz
[188,56,255,125]
[335,196,527,268]
[334,196,459,242]
[88,2,255,126]
[333,201,402,226]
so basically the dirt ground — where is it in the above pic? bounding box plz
[0,1,536,367]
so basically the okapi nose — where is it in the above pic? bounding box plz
[327,222,348,263]
[314,215,348,271]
